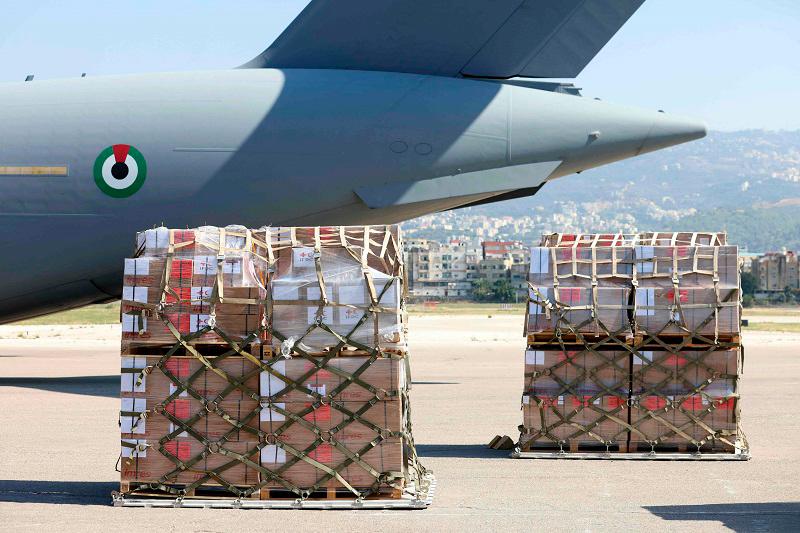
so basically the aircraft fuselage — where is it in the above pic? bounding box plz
[0,69,705,322]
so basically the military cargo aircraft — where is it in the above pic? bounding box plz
[0,0,706,323]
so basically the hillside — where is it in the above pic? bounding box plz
[403,130,800,252]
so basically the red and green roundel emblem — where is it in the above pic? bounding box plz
[93,144,147,198]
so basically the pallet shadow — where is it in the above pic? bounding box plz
[416,444,508,459]
[645,502,800,532]
[0,375,118,398]
[0,480,117,506]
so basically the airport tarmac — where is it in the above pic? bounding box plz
[1,315,799,532]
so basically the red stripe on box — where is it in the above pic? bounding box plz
[166,399,190,419]
[665,355,688,367]
[672,246,689,258]
[536,396,561,407]
[170,259,193,280]
[715,398,735,410]
[561,288,582,305]
[173,230,195,245]
[310,444,332,463]
[165,287,192,304]
[558,351,578,362]
[607,396,626,408]
[165,440,192,461]
[571,395,594,408]
[667,289,689,303]
[165,358,190,378]
[166,313,190,334]
[642,396,667,410]
[682,396,704,410]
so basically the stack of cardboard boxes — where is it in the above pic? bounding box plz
[520,232,746,456]
[119,225,424,500]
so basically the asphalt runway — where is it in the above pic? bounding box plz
[1,316,799,532]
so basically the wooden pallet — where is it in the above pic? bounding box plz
[259,486,403,500]
[515,440,748,459]
[527,332,741,349]
[527,332,637,346]
[285,345,408,358]
[113,474,435,509]
[118,481,403,501]
[631,333,741,348]
[121,341,272,357]
[119,481,260,500]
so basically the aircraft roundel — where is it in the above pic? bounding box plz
[93,144,147,198]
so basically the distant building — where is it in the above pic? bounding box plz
[404,239,479,300]
[482,240,523,259]
[752,250,799,292]
[405,238,532,301]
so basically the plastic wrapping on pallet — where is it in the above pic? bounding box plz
[634,286,740,337]
[270,248,403,354]
[527,286,632,337]
[263,226,406,356]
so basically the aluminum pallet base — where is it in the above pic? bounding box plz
[511,448,750,461]
[112,475,436,510]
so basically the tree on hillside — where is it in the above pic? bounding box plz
[740,271,758,296]
[493,279,515,303]
[472,279,493,302]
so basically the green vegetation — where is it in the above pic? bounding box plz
[745,321,800,333]
[407,302,525,315]
[471,278,517,303]
[743,307,800,317]
[13,302,119,325]
[664,206,800,253]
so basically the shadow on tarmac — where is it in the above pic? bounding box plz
[645,502,800,532]
[0,375,118,398]
[0,480,117,506]
[416,444,509,459]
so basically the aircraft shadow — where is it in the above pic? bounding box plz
[416,444,509,459]
[0,375,118,398]
[0,480,117,506]
[644,502,800,532]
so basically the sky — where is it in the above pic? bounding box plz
[0,0,798,131]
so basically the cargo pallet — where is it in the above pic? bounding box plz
[512,446,749,461]
[112,474,436,510]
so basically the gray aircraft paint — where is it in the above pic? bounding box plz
[0,1,707,322]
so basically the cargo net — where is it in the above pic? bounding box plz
[540,231,728,248]
[527,236,741,344]
[521,231,746,453]
[119,225,427,500]
[520,343,747,453]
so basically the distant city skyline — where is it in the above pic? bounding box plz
[1,0,798,130]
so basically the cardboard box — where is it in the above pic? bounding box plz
[527,286,631,337]
[634,287,740,336]
[629,348,740,450]
[121,438,260,486]
[634,245,739,289]
[259,438,405,490]
[529,246,634,287]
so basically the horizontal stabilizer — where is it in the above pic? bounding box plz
[354,161,561,209]
[244,0,645,79]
